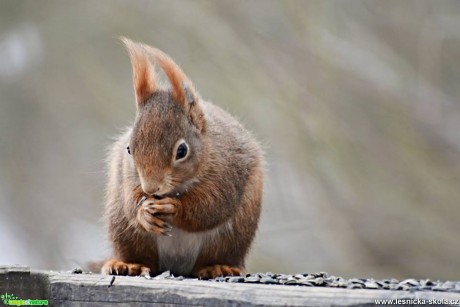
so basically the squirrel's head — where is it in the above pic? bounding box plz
[122,37,206,197]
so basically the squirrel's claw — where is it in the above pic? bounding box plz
[194,265,242,280]
[101,259,151,277]
[137,198,179,236]
[161,229,173,237]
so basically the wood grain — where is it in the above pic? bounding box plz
[1,266,459,306]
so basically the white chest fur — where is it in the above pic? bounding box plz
[156,222,232,276]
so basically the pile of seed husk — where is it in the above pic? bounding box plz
[150,271,460,293]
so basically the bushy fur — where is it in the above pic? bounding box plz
[102,38,264,279]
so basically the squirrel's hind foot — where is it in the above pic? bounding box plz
[195,265,241,279]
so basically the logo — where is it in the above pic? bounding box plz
[1,292,48,306]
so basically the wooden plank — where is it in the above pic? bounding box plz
[0,264,30,274]
[44,271,460,307]
[0,265,49,302]
[1,266,460,306]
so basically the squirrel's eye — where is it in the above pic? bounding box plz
[126,145,131,155]
[175,142,188,160]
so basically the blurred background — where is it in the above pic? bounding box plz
[1,0,460,280]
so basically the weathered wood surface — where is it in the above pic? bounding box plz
[1,265,460,306]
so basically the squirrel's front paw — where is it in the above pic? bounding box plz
[101,259,151,277]
[136,197,181,236]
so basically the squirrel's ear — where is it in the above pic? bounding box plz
[121,37,157,106]
[142,44,198,109]
[143,44,205,131]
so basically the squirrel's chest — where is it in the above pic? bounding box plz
[156,227,218,276]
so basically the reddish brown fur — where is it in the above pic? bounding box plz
[142,44,196,108]
[121,37,157,105]
[102,38,264,279]
[142,44,205,132]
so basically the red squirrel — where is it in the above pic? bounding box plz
[101,38,264,279]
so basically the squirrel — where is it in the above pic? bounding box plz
[100,38,264,279]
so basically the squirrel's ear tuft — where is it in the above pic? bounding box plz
[121,37,157,106]
[137,43,206,131]
[142,44,198,109]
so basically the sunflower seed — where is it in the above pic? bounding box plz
[364,281,379,289]
[244,275,260,283]
[260,277,278,284]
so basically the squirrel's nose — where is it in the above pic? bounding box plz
[141,182,159,196]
